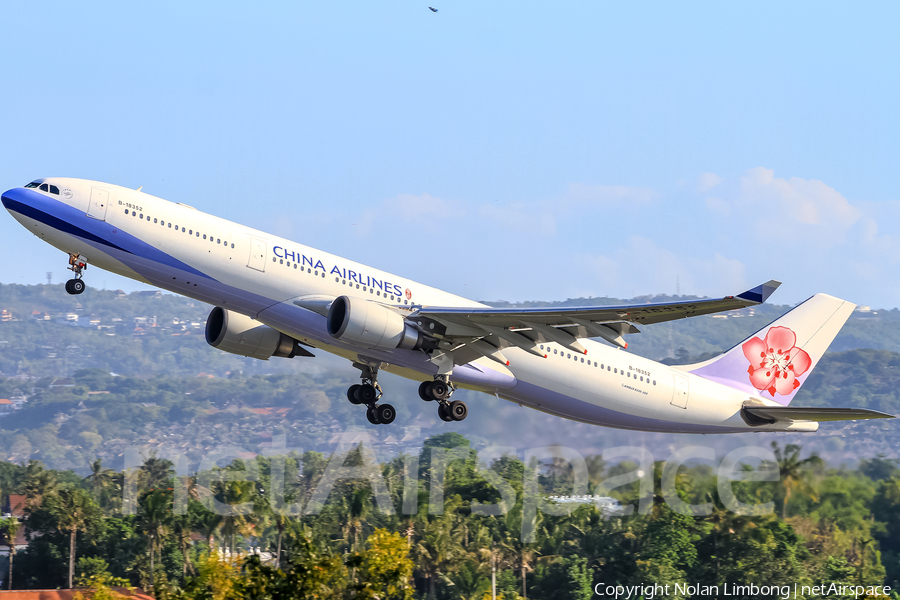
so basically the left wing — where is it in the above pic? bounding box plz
[410,280,780,364]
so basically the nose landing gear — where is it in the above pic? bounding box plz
[65,254,87,295]
[347,362,396,425]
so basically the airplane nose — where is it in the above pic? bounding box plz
[1,190,16,211]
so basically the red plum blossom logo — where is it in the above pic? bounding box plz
[742,326,811,397]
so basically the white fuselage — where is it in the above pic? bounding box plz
[2,178,809,433]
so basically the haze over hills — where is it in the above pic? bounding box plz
[0,283,897,473]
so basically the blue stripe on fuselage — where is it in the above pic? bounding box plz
[1,188,213,280]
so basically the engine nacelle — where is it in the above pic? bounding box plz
[326,295,427,351]
[205,307,301,360]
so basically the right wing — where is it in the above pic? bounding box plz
[407,280,781,365]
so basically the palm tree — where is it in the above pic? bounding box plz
[448,559,491,600]
[0,517,20,590]
[83,458,115,511]
[171,514,196,579]
[215,479,254,553]
[139,455,175,491]
[21,460,57,507]
[47,487,97,588]
[411,505,463,599]
[194,507,223,551]
[348,488,371,551]
[771,442,822,519]
[138,489,172,589]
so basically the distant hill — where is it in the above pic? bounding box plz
[0,283,897,472]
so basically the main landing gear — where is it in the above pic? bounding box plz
[418,378,468,422]
[346,363,396,425]
[65,254,87,295]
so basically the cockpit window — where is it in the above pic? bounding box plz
[49,185,59,195]
[24,182,40,188]
[39,184,49,192]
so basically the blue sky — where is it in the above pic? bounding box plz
[2,2,899,308]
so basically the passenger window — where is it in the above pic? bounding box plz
[272,257,276,262]
[279,259,283,264]
[168,223,172,228]
[231,243,234,248]
[189,229,193,234]
[39,184,49,192]
[203,234,207,239]
[554,349,558,355]
[125,210,129,215]
[147,216,150,221]
[154,218,158,223]
[217,239,220,244]
[614,368,617,374]
[49,185,59,195]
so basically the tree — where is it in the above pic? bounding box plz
[138,489,172,590]
[771,442,822,519]
[234,528,344,600]
[0,517,20,590]
[45,487,100,588]
[353,529,415,600]
[84,458,116,511]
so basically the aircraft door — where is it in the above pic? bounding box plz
[247,237,267,272]
[671,374,689,409]
[87,188,110,221]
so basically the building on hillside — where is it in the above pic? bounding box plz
[3,495,26,518]
[135,290,162,299]
[54,313,78,325]
[49,378,75,388]
[0,310,12,322]
[0,494,29,559]
[0,400,13,414]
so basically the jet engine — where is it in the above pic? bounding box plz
[205,307,304,360]
[326,295,429,351]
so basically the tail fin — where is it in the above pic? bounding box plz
[684,294,855,405]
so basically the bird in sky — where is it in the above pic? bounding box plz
[428,7,438,12]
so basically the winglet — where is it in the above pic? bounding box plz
[736,280,781,304]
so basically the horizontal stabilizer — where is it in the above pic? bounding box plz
[742,405,894,426]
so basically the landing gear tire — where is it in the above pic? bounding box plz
[418,381,434,401]
[376,404,396,424]
[65,279,85,295]
[429,381,450,401]
[357,384,378,404]
[448,400,468,421]
[438,403,454,422]
[366,406,381,425]
[347,384,363,405]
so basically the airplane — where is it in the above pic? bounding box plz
[1,178,893,433]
